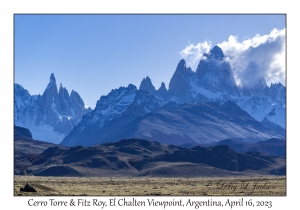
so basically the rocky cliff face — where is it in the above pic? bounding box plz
[195,46,240,96]
[139,76,157,95]
[168,59,195,103]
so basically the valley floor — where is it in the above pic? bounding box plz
[14,175,286,196]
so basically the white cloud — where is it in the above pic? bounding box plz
[180,28,286,88]
[218,28,285,87]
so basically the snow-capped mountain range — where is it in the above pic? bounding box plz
[15,46,286,146]
[14,74,91,143]
[167,47,285,130]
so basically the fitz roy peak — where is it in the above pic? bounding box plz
[169,46,240,104]
[168,46,286,130]
[61,46,285,147]
[14,73,91,143]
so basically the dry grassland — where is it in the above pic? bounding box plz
[14,175,286,196]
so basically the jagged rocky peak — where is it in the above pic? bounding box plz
[59,83,70,96]
[175,59,192,74]
[270,82,285,90]
[208,46,225,60]
[178,59,186,67]
[41,74,60,111]
[46,73,57,89]
[50,73,56,83]
[127,84,137,90]
[196,46,234,82]
[45,73,58,95]
[269,82,286,103]
[157,82,168,95]
[96,84,138,109]
[160,82,166,89]
[168,59,195,103]
[70,90,84,105]
[15,83,31,98]
[59,82,64,90]
[139,76,156,95]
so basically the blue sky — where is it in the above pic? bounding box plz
[14,14,286,108]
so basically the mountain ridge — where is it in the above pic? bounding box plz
[61,46,285,146]
[15,46,286,146]
[61,100,281,147]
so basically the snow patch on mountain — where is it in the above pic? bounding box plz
[190,81,221,99]
[79,84,138,130]
[234,96,285,129]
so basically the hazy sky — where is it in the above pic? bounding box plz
[14,14,286,108]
